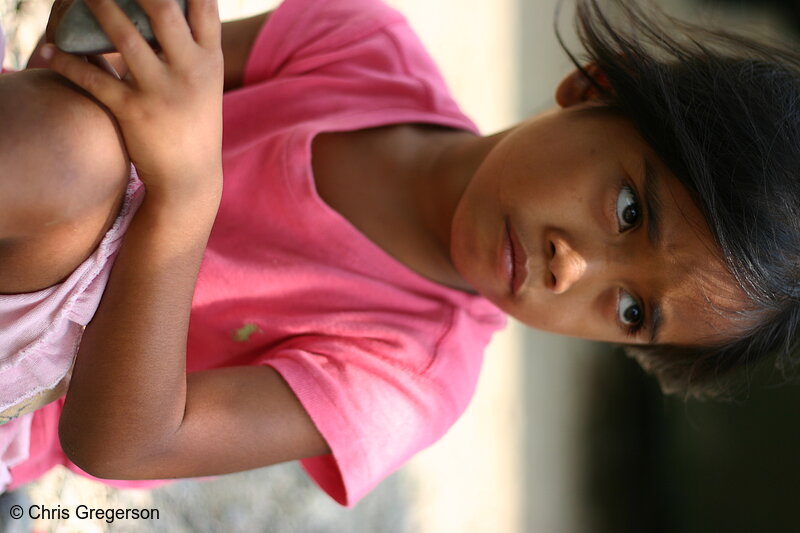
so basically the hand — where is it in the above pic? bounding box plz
[40,0,130,76]
[42,0,223,204]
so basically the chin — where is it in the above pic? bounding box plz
[449,238,487,292]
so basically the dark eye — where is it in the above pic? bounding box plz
[616,185,641,231]
[618,291,642,326]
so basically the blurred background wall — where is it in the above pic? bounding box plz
[3,0,800,532]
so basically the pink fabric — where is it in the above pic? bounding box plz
[0,416,31,490]
[13,0,506,505]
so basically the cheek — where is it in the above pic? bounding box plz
[515,297,585,336]
[449,187,488,280]
[510,288,618,342]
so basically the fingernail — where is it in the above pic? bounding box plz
[40,44,54,61]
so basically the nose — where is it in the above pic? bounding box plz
[547,234,587,294]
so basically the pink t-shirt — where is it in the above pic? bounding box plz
[12,0,506,506]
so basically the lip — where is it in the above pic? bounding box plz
[500,217,529,296]
[508,220,529,295]
[500,218,514,293]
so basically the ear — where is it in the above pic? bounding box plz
[555,63,609,108]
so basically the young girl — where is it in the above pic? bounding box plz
[4,0,799,507]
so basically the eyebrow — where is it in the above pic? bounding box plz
[648,301,663,344]
[643,158,664,344]
[643,159,662,249]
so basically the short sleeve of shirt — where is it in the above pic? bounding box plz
[243,0,405,86]
[262,305,502,507]
[236,0,470,128]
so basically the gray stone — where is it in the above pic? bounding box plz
[55,0,187,55]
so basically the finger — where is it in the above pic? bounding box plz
[44,45,129,111]
[133,0,193,62]
[87,54,121,79]
[26,37,50,69]
[101,52,130,79]
[82,0,162,81]
[187,0,221,50]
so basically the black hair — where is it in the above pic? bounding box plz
[558,0,800,398]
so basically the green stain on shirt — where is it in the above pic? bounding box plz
[233,323,261,342]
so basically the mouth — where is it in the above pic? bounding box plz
[503,218,528,296]
[501,218,514,293]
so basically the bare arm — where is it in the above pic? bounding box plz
[47,0,326,479]
[61,182,328,479]
[221,11,271,91]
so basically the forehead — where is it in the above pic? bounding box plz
[641,155,748,346]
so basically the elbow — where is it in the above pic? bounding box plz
[58,415,163,480]
[57,416,126,479]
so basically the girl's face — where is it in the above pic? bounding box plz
[450,105,745,346]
